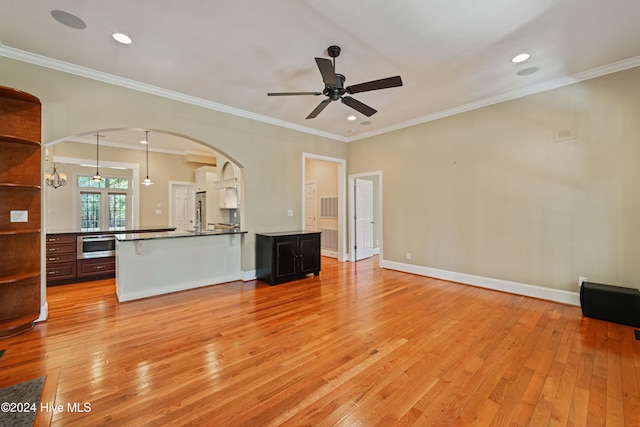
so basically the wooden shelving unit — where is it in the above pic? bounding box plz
[0,86,42,339]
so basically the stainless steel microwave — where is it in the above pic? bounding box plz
[77,234,116,259]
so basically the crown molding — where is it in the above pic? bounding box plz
[347,55,640,142]
[62,135,213,157]
[3,45,639,145]
[0,45,348,143]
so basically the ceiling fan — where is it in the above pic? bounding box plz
[268,45,403,119]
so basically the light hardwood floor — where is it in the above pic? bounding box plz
[1,256,639,426]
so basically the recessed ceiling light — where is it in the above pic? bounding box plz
[360,120,372,126]
[347,115,357,121]
[349,129,357,133]
[512,53,530,63]
[516,66,540,76]
[51,10,87,30]
[112,33,133,44]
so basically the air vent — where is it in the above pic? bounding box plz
[320,197,338,218]
[554,128,575,142]
[321,228,339,251]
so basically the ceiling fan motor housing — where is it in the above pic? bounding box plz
[325,73,346,100]
[267,44,402,119]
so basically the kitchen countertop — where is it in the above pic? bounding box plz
[115,229,246,242]
[46,226,176,236]
[256,230,321,237]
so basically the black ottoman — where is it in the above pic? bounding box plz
[580,282,640,328]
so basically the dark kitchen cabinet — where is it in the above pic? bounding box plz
[256,231,321,285]
[46,234,77,283]
[77,257,116,278]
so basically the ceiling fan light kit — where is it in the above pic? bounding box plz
[268,45,403,119]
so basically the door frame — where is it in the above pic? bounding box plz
[302,153,347,262]
[168,181,196,229]
[348,171,383,262]
[304,179,317,232]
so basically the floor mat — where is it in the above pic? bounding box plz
[0,376,45,427]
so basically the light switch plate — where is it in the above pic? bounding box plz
[10,210,28,222]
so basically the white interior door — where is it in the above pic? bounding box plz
[171,183,195,231]
[355,178,374,261]
[305,181,316,231]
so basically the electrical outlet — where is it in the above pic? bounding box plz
[579,276,588,287]
[406,252,411,260]
[287,210,293,217]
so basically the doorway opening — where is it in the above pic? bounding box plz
[348,171,382,262]
[302,153,347,262]
[168,181,196,231]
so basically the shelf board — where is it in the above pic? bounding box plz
[0,87,41,104]
[0,315,38,339]
[0,134,40,146]
[0,183,41,189]
[0,229,41,236]
[0,272,40,286]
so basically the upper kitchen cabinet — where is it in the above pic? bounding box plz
[195,166,216,193]
[215,155,240,209]
[0,85,42,338]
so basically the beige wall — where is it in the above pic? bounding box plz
[4,55,639,296]
[1,56,348,274]
[349,66,640,292]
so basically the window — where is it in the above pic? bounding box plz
[78,176,131,231]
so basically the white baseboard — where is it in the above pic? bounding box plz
[321,249,338,258]
[242,270,257,281]
[36,302,49,323]
[380,259,580,306]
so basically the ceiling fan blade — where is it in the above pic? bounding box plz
[315,58,337,86]
[268,92,322,96]
[341,96,377,117]
[346,76,403,94]
[306,99,332,119]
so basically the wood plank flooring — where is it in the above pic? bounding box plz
[1,256,638,426]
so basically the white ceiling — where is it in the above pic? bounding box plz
[2,0,640,147]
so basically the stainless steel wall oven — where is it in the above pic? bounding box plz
[77,234,116,259]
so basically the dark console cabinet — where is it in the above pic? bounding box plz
[256,231,321,285]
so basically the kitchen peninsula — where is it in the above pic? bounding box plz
[46,226,176,285]
[115,228,246,302]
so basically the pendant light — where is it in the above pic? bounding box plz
[92,133,103,182]
[143,131,153,186]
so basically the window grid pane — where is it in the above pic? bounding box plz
[78,176,104,188]
[106,178,129,189]
[109,193,127,230]
[80,192,101,231]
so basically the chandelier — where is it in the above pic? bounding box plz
[45,163,67,189]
